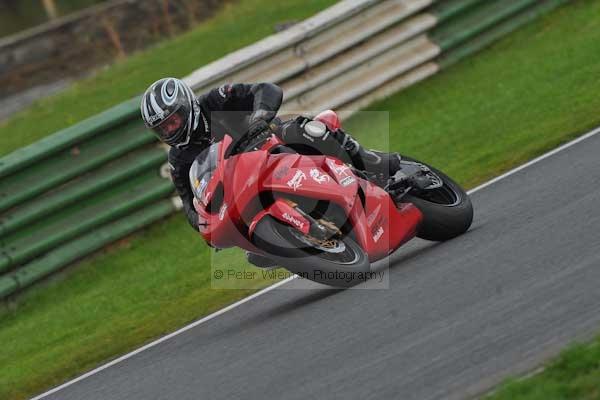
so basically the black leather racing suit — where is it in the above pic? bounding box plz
[168,82,399,231]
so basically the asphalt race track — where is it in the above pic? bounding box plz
[36,130,600,400]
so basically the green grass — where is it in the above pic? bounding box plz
[2,0,600,399]
[0,0,337,156]
[0,0,106,38]
[485,338,600,400]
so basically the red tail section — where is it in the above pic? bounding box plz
[315,110,341,131]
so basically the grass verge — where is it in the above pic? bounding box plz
[485,337,600,400]
[2,1,600,399]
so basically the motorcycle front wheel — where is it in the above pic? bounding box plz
[252,216,370,287]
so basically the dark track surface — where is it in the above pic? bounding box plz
[39,132,600,400]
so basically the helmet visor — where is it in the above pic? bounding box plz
[152,109,186,142]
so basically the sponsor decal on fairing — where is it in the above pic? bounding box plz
[372,226,384,243]
[282,212,305,229]
[219,203,228,221]
[309,168,330,184]
[366,204,382,226]
[287,170,306,191]
[326,159,351,177]
[339,176,356,187]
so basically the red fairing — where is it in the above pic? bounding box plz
[315,110,342,131]
[248,199,310,237]
[262,155,359,212]
[347,180,422,261]
[193,122,423,262]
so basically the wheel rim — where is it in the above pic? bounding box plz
[289,228,346,253]
[283,226,359,265]
[413,181,461,206]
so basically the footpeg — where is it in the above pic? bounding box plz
[386,161,443,198]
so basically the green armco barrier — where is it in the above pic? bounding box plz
[0,121,155,213]
[438,0,569,69]
[0,97,141,179]
[0,0,567,298]
[0,172,173,273]
[431,0,540,51]
[0,146,166,237]
[0,199,175,298]
[430,0,484,21]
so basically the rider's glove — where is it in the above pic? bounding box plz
[248,118,270,138]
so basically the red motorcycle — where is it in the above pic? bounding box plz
[190,111,473,287]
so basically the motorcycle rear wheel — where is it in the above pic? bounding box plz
[252,216,370,287]
[400,157,473,241]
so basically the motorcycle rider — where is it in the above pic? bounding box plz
[141,78,401,265]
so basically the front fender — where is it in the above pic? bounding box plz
[248,198,310,239]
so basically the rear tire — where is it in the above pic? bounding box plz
[252,216,370,287]
[400,159,473,241]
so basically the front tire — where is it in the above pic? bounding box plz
[252,216,370,287]
[400,160,473,241]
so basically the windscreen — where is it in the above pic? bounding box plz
[189,142,220,200]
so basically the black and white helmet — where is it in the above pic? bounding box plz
[141,77,203,147]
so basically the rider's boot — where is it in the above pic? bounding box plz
[329,128,402,186]
[246,251,278,269]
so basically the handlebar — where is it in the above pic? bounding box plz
[224,118,283,159]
